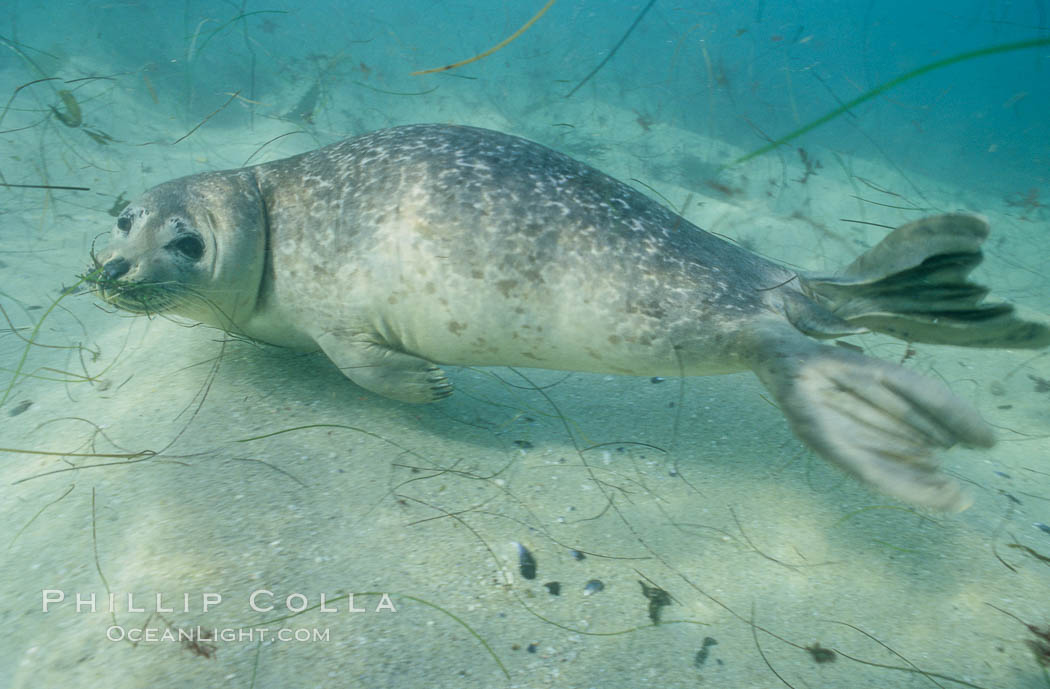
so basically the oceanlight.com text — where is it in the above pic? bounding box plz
[107,625,330,643]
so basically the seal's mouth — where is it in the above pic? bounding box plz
[80,262,181,316]
[100,282,181,315]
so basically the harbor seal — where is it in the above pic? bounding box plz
[88,124,1050,511]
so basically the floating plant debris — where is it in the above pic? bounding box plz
[1029,374,1050,393]
[107,193,130,217]
[1006,542,1050,565]
[51,89,82,128]
[83,128,114,145]
[583,579,604,595]
[734,37,1050,165]
[515,542,536,579]
[411,0,556,76]
[639,580,672,624]
[7,400,31,417]
[986,603,1050,669]
[694,637,718,667]
[805,643,836,663]
[565,0,657,97]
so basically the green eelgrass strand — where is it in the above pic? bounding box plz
[732,37,1050,166]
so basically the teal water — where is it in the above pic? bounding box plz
[2,2,1049,687]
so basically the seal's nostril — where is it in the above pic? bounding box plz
[103,257,131,281]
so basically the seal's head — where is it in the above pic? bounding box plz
[89,170,266,334]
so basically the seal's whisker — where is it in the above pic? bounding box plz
[172,286,248,334]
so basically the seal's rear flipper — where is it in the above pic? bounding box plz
[752,336,994,511]
[800,214,1050,348]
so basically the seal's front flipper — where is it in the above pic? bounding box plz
[752,334,993,511]
[317,332,453,403]
[800,214,1050,348]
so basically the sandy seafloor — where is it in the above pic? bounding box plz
[2,37,1050,689]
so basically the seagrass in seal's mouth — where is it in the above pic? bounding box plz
[81,256,186,317]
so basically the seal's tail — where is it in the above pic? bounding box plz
[752,337,994,511]
[799,214,1050,348]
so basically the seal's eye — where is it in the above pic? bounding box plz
[116,216,132,233]
[168,234,205,261]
